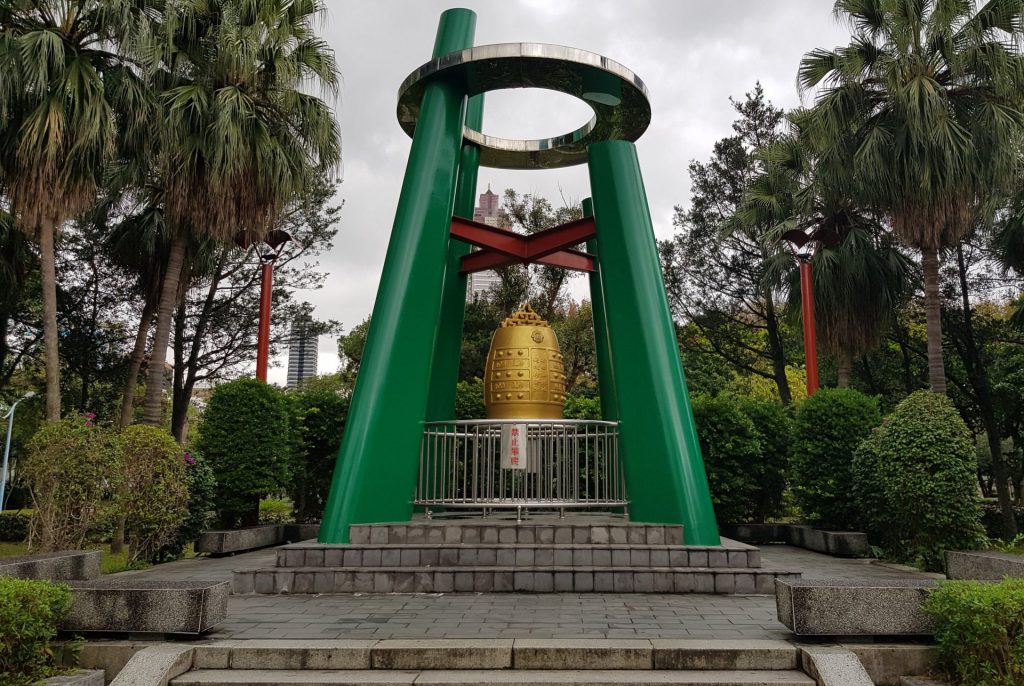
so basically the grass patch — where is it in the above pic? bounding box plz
[0,541,151,574]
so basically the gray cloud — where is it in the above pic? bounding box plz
[267,0,849,383]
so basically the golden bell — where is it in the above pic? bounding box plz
[484,304,565,419]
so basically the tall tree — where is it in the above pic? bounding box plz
[798,0,1024,393]
[664,85,797,403]
[140,0,341,425]
[0,1,149,420]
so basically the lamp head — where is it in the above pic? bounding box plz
[22,391,35,399]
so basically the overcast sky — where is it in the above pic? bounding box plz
[266,0,851,384]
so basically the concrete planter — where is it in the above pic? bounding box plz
[723,523,870,558]
[43,670,104,686]
[284,522,320,542]
[945,550,1024,581]
[63,580,229,634]
[776,578,937,636]
[195,525,284,555]
[0,550,101,580]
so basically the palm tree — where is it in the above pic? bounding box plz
[139,0,341,425]
[798,0,1024,394]
[0,1,150,420]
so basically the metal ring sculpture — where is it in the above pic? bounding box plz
[397,43,652,170]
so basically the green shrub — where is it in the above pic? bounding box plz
[195,379,292,527]
[0,578,72,686]
[0,511,29,542]
[691,393,763,524]
[563,394,601,420]
[981,502,1024,541]
[923,578,1024,686]
[116,426,189,563]
[791,388,881,529]
[21,416,120,551]
[155,451,216,563]
[732,395,792,522]
[454,378,485,420]
[853,391,986,570]
[288,388,348,522]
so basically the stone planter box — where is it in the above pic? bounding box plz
[723,523,870,557]
[945,550,1024,581]
[62,580,229,634]
[776,578,937,636]
[195,525,284,555]
[0,550,101,580]
[44,670,104,686]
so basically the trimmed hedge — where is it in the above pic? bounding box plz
[0,578,72,686]
[155,451,216,563]
[691,394,764,524]
[791,388,881,529]
[923,578,1024,686]
[732,396,792,522]
[195,379,292,527]
[288,388,348,523]
[853,391,986,570]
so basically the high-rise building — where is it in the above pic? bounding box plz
[468,185,508,300]
[287,317,318,389]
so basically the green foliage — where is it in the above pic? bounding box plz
[853,391,986,570]
[691,394,764,524]
[791,388,881,529]
[564,394,601,420]
[259,498,293,525]
[454,379,485,420]
[0,512,28,542]
[195,379,292,527]
[732,395,792,522]
[21,416,120,551]
[154,452,216,563]
[981,502,1024,542]
[116,426,189,563]
[0,578,72,686]
[923,578,1024,686]
[288,388,348,522]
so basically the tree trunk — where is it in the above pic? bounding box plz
[920,246,947,394]
[955,244,1017,539]
[119,296,156,429]
[836,350,852,388]
[171,300,189,442]
[764,298,792,405]
[37,217,61,421]
[110,516,126,555]
[141,229,188,426]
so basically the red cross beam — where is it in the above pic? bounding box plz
[450,215,596,273]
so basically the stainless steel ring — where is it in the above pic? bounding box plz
[397,43,651,170]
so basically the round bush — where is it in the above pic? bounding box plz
[21,416,119,552]
[116,426,189,563]
[0,578,72,686]
[155,451,216,563]
[853,391,986,570]
[288,388,348,523]
[195,379,292,527]
[732,395,792,522]
[691,394,763,524]
[791,388,881,529]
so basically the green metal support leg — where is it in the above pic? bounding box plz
[319,10,476,543]
[587,141,720,545]
[425,95,483,422]
[582,197,618,422]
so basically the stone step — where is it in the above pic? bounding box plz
[275,544,761,570]
[232,566,800,595]
[350,522,683,546]
[172,669,816,685]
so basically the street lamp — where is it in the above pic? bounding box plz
[1,391,36,511]
[781,226,841,397]
[235,229,291,382]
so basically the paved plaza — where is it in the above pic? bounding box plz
[112,543,933,641]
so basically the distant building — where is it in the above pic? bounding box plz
[468,185,509,300]
[287,317,318,389]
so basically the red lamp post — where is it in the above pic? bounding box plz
[235,229,291,382]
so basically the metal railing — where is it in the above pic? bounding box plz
[417,419,626,518]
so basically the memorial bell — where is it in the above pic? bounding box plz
[484,304,565,420]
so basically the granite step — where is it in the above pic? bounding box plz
[350,522,683,546]
[275,544,761,570]
[232,566,801,595]
[172,669,816,685]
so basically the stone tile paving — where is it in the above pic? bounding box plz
[114,542,931,641]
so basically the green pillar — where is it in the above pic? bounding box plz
[582,197,618,422]
[319,9,475,543]
[425,95,483,421]
[587,140,720,545]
